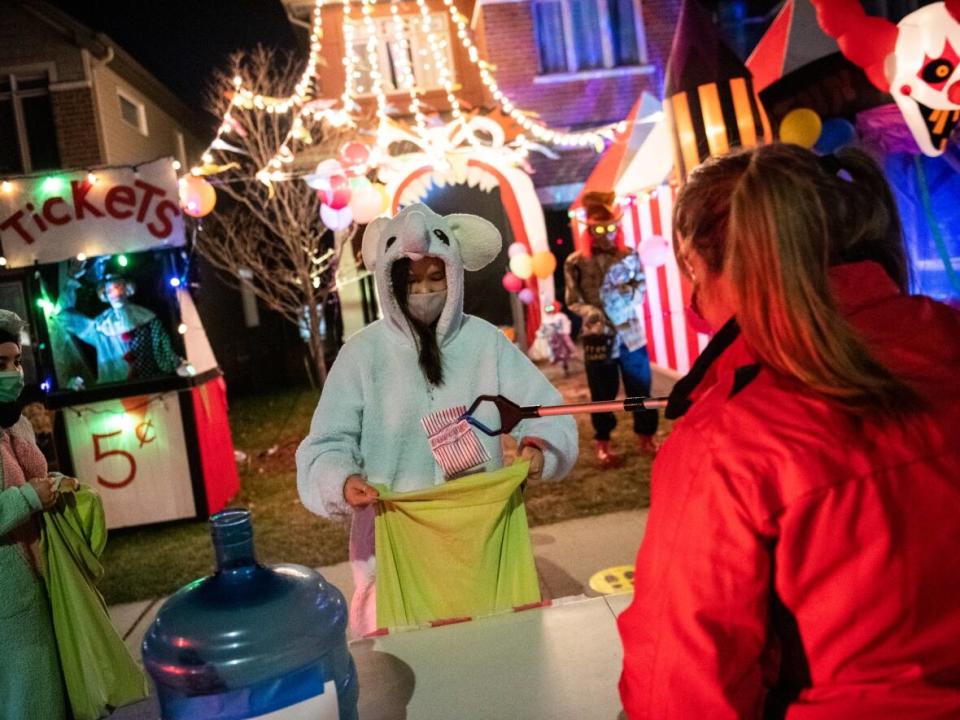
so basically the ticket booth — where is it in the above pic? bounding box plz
[0,158,239,528]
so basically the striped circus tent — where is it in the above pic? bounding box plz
[571,185,708,376]
[665,0,772,179]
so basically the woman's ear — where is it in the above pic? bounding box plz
[362,217,390,271]
[446,214,501,271]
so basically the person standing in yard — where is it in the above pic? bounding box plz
[618,145,960,718]
[296,204,577,637]
[0,310,76,719]
[565,191,659,468]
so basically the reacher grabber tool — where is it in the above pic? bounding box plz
[460,394,669,437]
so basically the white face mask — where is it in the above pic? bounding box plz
[407,291,446,325]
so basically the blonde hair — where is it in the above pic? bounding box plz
[679,144,919,417]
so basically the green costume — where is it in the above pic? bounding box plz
[0,430,67,720]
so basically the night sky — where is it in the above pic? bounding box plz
[46,0,300,125]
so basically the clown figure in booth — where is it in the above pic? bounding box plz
[564,191,659,467]
[54,258,180,386]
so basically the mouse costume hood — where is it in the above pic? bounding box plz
[361,203,501,345]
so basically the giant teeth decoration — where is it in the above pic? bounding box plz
[813,0,960,157]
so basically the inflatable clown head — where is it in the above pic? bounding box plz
[813,0,960,156]
[888,3,960,155]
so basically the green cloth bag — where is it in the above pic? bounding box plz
[40,486,149,720]
[374,461,540,629]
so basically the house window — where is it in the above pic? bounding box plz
[533,0,648,75]
[346,12,455,95]
[117,90,148,135]
[0,71,61,174]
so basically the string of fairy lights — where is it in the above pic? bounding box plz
[192,0,620,183]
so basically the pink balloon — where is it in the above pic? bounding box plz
[320,175,351,210]
[518,288,535,305]
[637,235,672,268]
[340,141,371,170]
[507,242,527,258]
[502,272,523,293]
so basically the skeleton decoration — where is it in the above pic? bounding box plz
[812,0,960,156]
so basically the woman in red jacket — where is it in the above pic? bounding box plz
[617,144,960,719]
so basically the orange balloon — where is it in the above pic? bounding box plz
[531,250,557,279]
[179,176,217,217]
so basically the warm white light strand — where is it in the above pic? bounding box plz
[390,0,428,134]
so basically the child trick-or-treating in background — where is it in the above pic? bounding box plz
[55,257,180,386]
[564,191,659,468]
[296,203,577,637]
[537,302,576,376]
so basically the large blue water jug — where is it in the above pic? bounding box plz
[142,509,358,719]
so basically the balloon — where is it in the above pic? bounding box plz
[372,183,391,214]
[509,253,533,280]
[319,174,351,210]
[530,250,557,279]
[349,186,384,224]
[815,118,857,154]
[637,234,671,269]
[340,141,371,171]
[179,176,216,217]
[305,159,344,190]
[349,175,372,193]
[502,272,523,293]
[779,108,822,149]
[518,288,535,305]
[320,203,353,230]
[507,242,528,258]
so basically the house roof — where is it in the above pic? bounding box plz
[19,0,209,138]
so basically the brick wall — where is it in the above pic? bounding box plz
[478,0,678,130]
[50,88,104,168]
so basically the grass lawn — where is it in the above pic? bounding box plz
[100,360,669,605]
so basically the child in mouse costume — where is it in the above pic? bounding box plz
[296,204,577,636]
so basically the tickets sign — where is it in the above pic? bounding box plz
[0,158,185,268]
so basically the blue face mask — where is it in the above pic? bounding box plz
[0,370,24,402]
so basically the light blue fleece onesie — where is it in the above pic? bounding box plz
[296,204,578,635]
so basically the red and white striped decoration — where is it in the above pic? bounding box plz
[421,405,491,478]
[572,185,709,375]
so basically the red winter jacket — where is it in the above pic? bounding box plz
[618,262,960,719]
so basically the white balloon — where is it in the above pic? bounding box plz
[320,203,353,230]
[305,159,344,190]
[637,234,671,269]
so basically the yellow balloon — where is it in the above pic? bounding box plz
[509,253,533,280]
[179,176,217,218]
[373,183,391,213]
[530,250,557,279]
[779,108,822,149]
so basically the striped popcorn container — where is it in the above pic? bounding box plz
[665,76,773,179]
[421,405,491,479]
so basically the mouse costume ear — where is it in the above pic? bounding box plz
[361,216,390,271]
[446,214,501,271]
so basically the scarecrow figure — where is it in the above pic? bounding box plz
[564,191,659,467]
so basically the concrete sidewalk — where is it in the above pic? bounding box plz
[109,508,649,718]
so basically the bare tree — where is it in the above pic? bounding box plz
[196,47,355,387]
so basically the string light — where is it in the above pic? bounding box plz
[1,181,11,193]
[194,0,616,184]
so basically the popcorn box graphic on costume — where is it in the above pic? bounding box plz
[142,510,358,720]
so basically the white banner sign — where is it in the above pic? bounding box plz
[64,391,196,529]
[0,158,185,268]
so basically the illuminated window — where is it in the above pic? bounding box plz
[346,12,455,94]
[117,90,148,135]
[533,0,648,75]
[0,70,61,174]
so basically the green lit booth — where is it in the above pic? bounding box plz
[0,159,239,529]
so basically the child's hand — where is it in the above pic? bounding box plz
[343,475,379,508]
[518,445,545,483]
